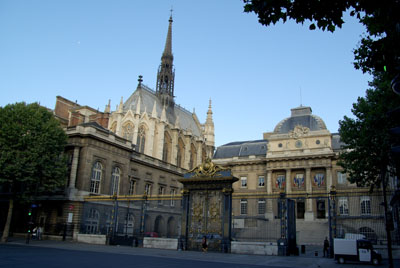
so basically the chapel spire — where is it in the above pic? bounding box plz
[156,13,175,107]
[163,15,173,60]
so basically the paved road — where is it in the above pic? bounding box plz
[0,244,275,268]
[1,239,397,268]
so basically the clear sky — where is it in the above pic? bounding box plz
[0,0,371,147]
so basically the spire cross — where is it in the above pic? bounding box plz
[170,6,173,17]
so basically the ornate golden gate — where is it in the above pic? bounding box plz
[179,159,237,252]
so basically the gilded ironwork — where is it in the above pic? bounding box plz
[209,202,220,223]
[188,157,227,177]
[192,202,203,223]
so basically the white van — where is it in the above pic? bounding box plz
[334,238,382,265]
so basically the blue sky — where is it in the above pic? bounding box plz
[0,0,371,147]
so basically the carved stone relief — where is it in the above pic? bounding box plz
[289,125,310,138]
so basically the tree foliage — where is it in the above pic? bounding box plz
[0,102,68,200]
[338,73,400,188]
[243,0,400,77]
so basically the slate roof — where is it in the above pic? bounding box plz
[123,85,201,137]
[213,140,268,159]
[273,106,327,134]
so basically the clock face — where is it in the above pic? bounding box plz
[295,140,303,148]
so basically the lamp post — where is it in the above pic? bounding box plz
[328,186,337,258]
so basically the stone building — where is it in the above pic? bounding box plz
[6,15,213,241]
[11,95,184,240]
[64,120,183,239]
[213,106,387,245]
[108,15,214,170]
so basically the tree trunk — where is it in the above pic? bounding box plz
[381,169,394,268]
[1,199,14,243]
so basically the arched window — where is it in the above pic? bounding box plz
[122,122,134,141]
[162,131,172,163]
[189,143,197,170]
[111,167,120,195]
[136,125,146,153]
[177,138,185,168]
[359,227,377,243]
[90,162,102,194]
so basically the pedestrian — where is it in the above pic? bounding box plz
[202,236,208,252]
[323,237,329,257]
[37,226,43,240]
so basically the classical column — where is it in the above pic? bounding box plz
[285,169,292,195]
[326,167,332,218]
[267,170,273,194]
[305,168,314,221]
[326,167,332,192]
[69,147,80,188]
[266,170,274,220]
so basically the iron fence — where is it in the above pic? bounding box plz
[78,190,399,246]
[80,195,182,241]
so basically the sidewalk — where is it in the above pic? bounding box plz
[5,237,393,268]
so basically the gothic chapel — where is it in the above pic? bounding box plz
[108,15,215,170]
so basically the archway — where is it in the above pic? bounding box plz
[154,215,165,237]
[167,216,176,237]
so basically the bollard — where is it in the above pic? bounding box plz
[62,224,67,241]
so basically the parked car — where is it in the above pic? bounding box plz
[144,232,159,237]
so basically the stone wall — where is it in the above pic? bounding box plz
[231,241,278,255]
[76,234,106,245]
[143,237,178,250]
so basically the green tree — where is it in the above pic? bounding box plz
[243,0,400,77]
[338,73,400,188]
[0,102,68,242]
[338,73,400,268]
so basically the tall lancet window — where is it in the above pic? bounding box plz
[136,126,146,153]
[177,138,185,168]
[163,131,172,163]
[189,143,197,170]
[122,122,134,141]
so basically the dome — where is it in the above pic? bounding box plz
[273,106,327,134]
